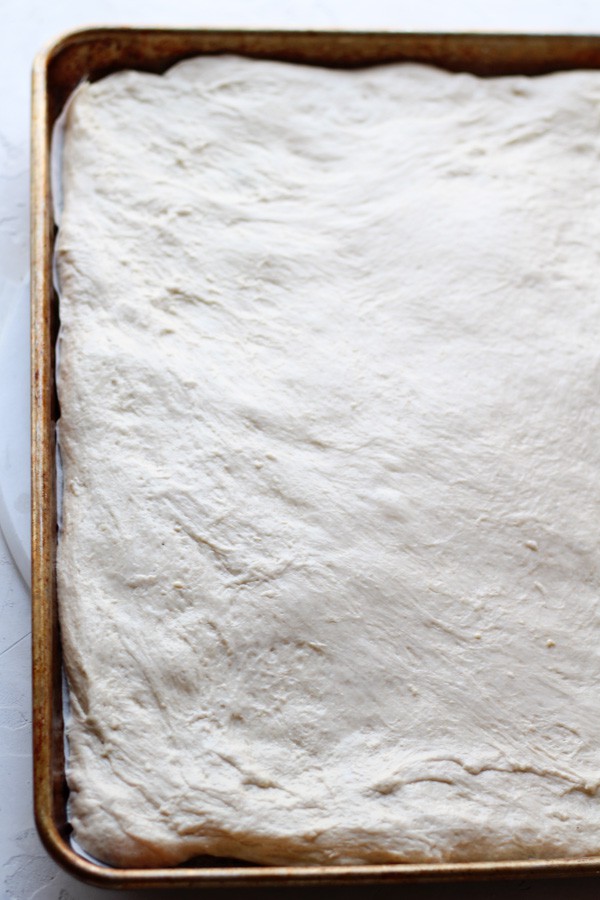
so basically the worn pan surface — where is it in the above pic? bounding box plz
[31,26,600,888]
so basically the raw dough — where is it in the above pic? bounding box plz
[56,56,600,867]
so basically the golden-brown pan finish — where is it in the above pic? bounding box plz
[31,27,600,888]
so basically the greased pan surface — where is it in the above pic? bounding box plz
[31,27,600,888]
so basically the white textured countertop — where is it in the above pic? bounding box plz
[4,1,600,897]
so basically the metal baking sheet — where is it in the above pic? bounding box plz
[31,26,600,889]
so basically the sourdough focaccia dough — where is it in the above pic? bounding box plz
[57,56,600,867]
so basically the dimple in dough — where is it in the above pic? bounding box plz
[56,56,600,868]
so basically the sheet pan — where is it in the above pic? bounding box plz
[31,26,600,888]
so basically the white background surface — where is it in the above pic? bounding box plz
[4,1,600,898]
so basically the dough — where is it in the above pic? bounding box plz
[56,56,600,868]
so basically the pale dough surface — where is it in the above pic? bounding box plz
[57,56,600,868]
